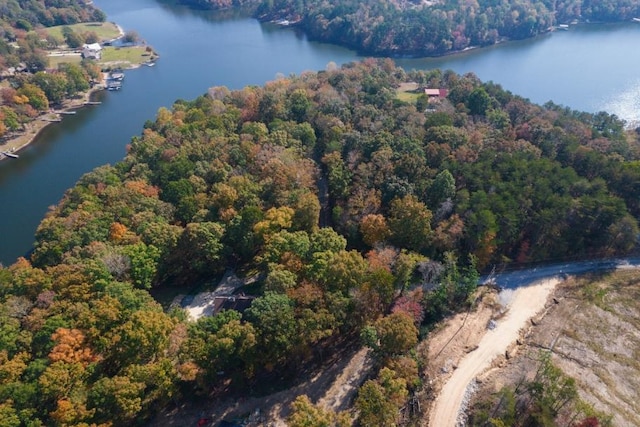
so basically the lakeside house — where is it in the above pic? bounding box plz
[211,294,255,315]
[0,64,27,80]
[82,43,102,60]
[424,88,449,100]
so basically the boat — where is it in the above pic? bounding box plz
[145,62,156,67]
[1,152,19,159]
[109,71,125,81]
[633,17,640,23]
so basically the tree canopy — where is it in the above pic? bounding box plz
[0,58,637,424]
[178,0,640,56]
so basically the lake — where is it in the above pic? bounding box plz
[1,0,640,265]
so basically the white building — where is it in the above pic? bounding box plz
[82,43,102,60]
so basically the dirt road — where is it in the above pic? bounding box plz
[428,278,560,427]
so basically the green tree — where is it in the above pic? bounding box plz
[110,309,175,367]
[388,195,433,252]
[0,401,20,427]
[88,375,145,424]
[32,72,69,105]
[186,310,256,378]
[287,89,312,123]
[60,62,90,95]
[428,169,456,209]
[288,395,348,427]
[245,292,298,369]
[17,83,49,111]
[355,368,407,427]
[166,222,225,281]
[122,243,160,289]
[62,27,84,48]
[1,107,20,132]
[23,52,48,73]
[372,312,418,356]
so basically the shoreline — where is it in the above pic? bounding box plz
[0,20,136,162]
[0,87,104,161]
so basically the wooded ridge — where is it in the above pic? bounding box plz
[177,0,640,56]
[0,57,638,425]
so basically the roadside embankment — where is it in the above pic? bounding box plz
[470,269,640,427]
[427,278,560,427]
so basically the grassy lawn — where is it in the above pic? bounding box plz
[395,82,420,104]
[396,90,421,104]
[47,54,82,68]
[47,46,156,70]
[44,22,121,42]
[100,46,155,68]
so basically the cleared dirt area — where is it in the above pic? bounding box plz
[425,279,559,427]
[151,346,372,426]
[471,269,640,427]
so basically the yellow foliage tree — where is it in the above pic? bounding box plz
[360,214,391,247]
[253,206,295,238]
[109,222,129,243]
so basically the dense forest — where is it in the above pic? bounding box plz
[0,58,636,425]
[178,0,640,56]
[0,0,106,139]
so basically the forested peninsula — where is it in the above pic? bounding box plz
[179,0,640,56]
[0,58,637,425]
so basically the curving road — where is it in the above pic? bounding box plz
[481,257,640,289]
[430,257,640,426]
[428,279,560,427]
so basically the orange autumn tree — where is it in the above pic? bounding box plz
[49,328,99,366]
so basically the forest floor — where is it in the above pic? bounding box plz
[469,269,640,427]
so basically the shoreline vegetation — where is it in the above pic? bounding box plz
[176,0,640,57]
[0,21,157,161]
[0,89,97,159]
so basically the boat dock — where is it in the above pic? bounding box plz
[84,101,102,105]
[106,80,122,91]
[55,111,77,115]
[105,70,125,91]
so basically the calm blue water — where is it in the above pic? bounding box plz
[1,0,639,265]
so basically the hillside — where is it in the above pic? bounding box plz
[468,269,640,426]
[1,59,640,425]
[177,0,640,56]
